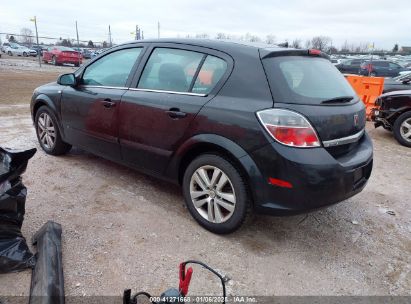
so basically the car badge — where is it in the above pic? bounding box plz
[354,114,359,126]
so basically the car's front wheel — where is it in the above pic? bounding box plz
[52,56,58,66]
[393,111,411,147]
[35,106,72,155]
[182,154,249,234]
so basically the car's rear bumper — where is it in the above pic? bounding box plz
[57,56,82,64]
[244,132,373,215]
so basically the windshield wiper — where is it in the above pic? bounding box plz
[321,96,355,104]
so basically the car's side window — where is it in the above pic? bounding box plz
[82,48,142,87]
[375,62,389,67]
[389,62,400,69]
[192,55,227,94]
[138,48,204,92]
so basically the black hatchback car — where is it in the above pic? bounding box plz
[31,39,373,234]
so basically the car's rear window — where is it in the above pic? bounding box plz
[262,56,356,105]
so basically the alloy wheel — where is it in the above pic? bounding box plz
[37,113,56,149]
[400,118,411,143]
[189,165,236,223]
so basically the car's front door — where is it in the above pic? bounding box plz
[61,46,144,161]
[389,62,402,77]
[119,44,230,174]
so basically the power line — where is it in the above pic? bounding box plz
[0,32,105,44]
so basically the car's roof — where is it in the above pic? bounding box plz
[124,38,292,53]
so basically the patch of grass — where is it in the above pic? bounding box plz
[0,70,61,105]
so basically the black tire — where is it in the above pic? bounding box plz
[34,106,72,155]
[7,51,12,56]
[370,72,377,77]
[393,111,411,147]
[182,154,250,234]
[75,62,80,67]
[23,52,27,57]
[52,56,58,66]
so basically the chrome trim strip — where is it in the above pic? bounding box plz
[128,88,207,97]
[81,85,129,90]
[322,129,365,147]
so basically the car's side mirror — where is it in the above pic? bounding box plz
[57,73,77,86]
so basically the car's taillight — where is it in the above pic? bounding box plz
[257,109,321,148]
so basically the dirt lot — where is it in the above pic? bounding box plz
[0,57,410,297]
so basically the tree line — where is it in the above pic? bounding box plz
[2,28,406,54]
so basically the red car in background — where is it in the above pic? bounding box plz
[42,46,82,66]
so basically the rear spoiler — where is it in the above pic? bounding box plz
[259,48,330,60]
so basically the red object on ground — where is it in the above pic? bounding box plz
[179,263,193,296]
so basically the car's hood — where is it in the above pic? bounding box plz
[34,82,59,93]
[380,90,411,98]
[383,78,399,85]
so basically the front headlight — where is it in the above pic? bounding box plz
[374,97,382,106]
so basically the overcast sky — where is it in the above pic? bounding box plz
[1,0,410,49]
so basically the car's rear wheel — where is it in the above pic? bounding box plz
[52,56,58,66]
[7,51,12,56]
[23,52,27,57]
[393,111,411,147]
[182,154,249,234]
[35,106,72,155]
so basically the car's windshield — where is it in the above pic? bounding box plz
[394,72,411,81]
[262,56,356,105]
[57,46,75,51]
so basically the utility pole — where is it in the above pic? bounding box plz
[30,16,41,67]
[108,25,112,47]
[369,42,375,77]
[157,21,160,39]
[135,25,138,40]
[75,21,80,66]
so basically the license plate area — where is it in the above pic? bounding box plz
[353,167,363,184]
[353,160,373,189]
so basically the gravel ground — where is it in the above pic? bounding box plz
[0,58,410,298]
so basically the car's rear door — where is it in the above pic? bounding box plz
[119,43,231,174]
[348,60,359,73]
[60,45,146,161]
[374,61,389,76]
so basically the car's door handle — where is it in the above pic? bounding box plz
[166,108,187,119]
[103,99,116,108]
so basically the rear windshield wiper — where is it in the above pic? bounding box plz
[321,96,355,104]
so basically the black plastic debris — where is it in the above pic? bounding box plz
[0,146,36,273]
[30,221,64,304]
